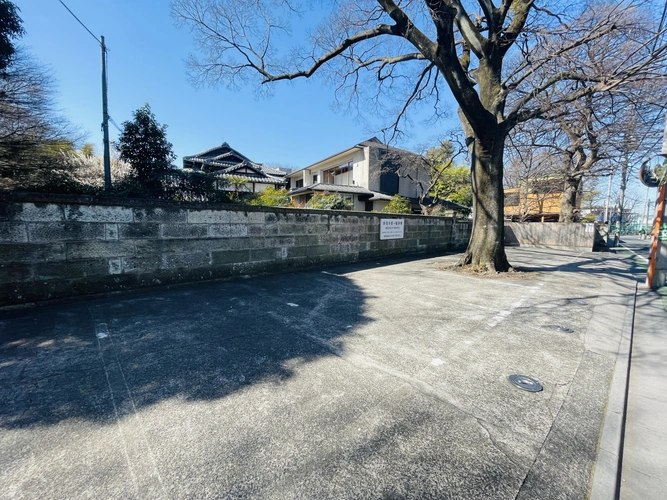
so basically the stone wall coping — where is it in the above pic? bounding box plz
[0,190,465,222]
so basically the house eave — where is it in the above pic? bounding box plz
[286,145,364,179]
[288,183,390,199]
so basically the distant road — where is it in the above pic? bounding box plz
[620,235,652,261]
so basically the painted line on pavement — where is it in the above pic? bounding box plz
[89,307,168,499]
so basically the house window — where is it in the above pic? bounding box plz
[322,161,353,185]
[296,179,304,188]
[313,174,318,183]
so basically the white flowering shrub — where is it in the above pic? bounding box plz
[58,150,132,189]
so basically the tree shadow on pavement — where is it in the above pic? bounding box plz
[509,247,647,283]
[0,268,372,429]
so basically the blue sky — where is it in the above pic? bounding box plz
[18,0,457,169]
[15,0,658,210]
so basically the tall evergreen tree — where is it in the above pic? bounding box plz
[0,0,24,75]
[117,103,176,182]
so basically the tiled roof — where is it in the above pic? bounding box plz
[358,137,419,157]
[184,142,254,163]
[218,163,263,175]
[260,165,287,176]
[186,157,250,168]
[289,183,390,199]
[210,151,246,162]
[183,142,232,159]
[183,142,287,177]
[215,172,287,184]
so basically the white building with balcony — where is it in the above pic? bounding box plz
[286,138,427,212]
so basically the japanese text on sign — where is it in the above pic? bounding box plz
[380,219,405,240]
[659,223,667,241]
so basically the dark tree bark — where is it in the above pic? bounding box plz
[462,128,511,270]
[559,176,582,223]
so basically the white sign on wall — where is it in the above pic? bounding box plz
[380,219,405,240]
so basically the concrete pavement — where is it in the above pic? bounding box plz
[620,235,652,262]
[0,246,645,499]
[619,287,667,499]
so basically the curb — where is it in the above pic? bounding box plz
[588,280,637,499]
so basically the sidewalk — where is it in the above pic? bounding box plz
[620,287,667,499]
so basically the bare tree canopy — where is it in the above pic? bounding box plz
[0,49,83,189]
[507,2,667,222]
[173,0,667,271]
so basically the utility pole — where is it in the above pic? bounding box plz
[101,36,111,190]
[647,184,666,289]
[645,115,667,289]
[604,174,613,223]
[57,2,112,189]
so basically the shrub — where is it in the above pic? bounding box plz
[223,174,249,202]
[248,186,293,207]
[306,192,352,210]
[381,195,412,214]
[117,169,232,203]
[58,150,132,191]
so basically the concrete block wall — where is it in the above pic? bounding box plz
[504,221,598,252]
[0,193,471,305]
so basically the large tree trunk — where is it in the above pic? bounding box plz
[459,127,512,272]
[453,53,512,273]
[559,176,581,222]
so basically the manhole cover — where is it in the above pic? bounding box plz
[509,374,543,392]
[548,325,574,333]
[570,299,589,305]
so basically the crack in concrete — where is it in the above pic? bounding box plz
[475,417,524,471]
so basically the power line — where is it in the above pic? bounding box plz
[108,116,122,133]
[58,0,100,45]
[58,0,112,189]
